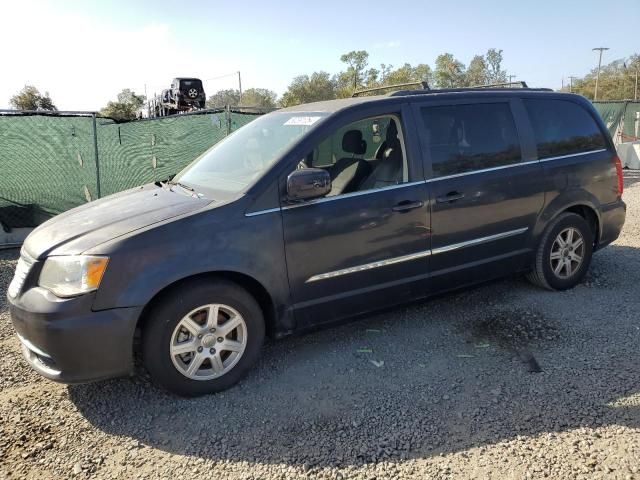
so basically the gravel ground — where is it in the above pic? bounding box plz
[1,173,639,480]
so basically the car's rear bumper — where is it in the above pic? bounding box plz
[9,288,141,384]
[597,198,626,250]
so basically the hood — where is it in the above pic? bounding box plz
[24,184,212,259]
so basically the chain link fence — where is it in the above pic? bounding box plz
[0,107,271,231]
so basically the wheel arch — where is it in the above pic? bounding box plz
[135,271,278,340]
[564,204,599,247]
[533,191,602,248]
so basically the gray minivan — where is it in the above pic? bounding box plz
[8,87,626,396]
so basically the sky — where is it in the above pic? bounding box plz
[2,0,638,111]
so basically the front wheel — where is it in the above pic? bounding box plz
[526,212,593,291]
[142,280,265,396]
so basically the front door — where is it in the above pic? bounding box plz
[413,98,546,291]
[281,109,430,328]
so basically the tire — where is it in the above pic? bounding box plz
[142,279,265,396]
[526,212,593,291]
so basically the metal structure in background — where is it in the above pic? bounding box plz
[0,106,272,237]
[592,47,610,101]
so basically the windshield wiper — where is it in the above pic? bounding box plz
[168,180,195,192]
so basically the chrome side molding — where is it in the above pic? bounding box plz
[306,227,528,283]
[306,249,432,283]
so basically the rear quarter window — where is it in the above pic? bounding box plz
[524,99,606,159]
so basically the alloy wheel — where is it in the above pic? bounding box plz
[549,227,585,279]
[169,304,247,381]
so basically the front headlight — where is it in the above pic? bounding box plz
[39,255,109,298]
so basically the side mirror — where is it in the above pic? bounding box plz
[287,168,331,201]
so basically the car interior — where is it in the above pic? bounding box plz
[302,116,408,197]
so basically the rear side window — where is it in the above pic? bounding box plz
[524,99,606,159]
[420,103,521,177]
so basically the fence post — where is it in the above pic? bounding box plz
[226,105,231,136]
[91,113,101,199]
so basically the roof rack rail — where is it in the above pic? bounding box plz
[472,81,529,88]
[388,81,556,97]
[353,80,553,99]
[352,81,430,97]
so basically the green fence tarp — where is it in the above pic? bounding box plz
[593,101,640,142]
[0,109,266,229]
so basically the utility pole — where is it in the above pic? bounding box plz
[237,71,242,104]
[568,76,577,93]
[592,47,609,101]
[508,74,516,85]
[561,77,564,90]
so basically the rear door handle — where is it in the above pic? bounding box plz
[392,200,424,213]
[436,191,465,203]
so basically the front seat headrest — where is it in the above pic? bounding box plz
[342,130,367,155]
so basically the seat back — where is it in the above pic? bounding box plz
[359,120,404,190]
[327,130,372,195]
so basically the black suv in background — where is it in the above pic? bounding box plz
[8,87,625,396]
[169,77,206,110]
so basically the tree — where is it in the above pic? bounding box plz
[206,89,241,107]
[364,68,380,88]
[280,72,337,107]
[566,54,640,101]
[385,63,433,87]
[240,88,277,108]
[10,85,57,111]
[339,50,370,92]
[465,55,488,86]
[485,48,507,84]
[434,53,466,88]
[100,89,145,120]
[379,64,394,84]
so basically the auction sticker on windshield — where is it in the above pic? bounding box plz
[284,116,322,126]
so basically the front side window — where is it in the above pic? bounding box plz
[174,112,328,196]
[420,103,521,177]
[296,114,408,197]
[524,99,606,159]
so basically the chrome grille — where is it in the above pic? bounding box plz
[8,254,34,299]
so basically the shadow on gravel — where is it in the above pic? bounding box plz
[68,249,640,468]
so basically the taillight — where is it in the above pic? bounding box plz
[613,155,623,196]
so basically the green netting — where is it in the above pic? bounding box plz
[0,115,99,227]
[97,111,231,196]
[593,101,640,141]
[593,102,625,136]
[622,103,640,141]
[0,109,267,229]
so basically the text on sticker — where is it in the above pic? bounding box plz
[284,116,322,126]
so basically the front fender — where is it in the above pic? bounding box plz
[87,206,290,325]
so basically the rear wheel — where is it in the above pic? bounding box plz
[526,212,593,290]
[142,280,265,396]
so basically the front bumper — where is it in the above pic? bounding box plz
[9,288,141,384]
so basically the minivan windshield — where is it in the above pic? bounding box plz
[174,112,328,196]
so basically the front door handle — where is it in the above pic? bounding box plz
[392,200,424,213]
[436,191,465,203]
